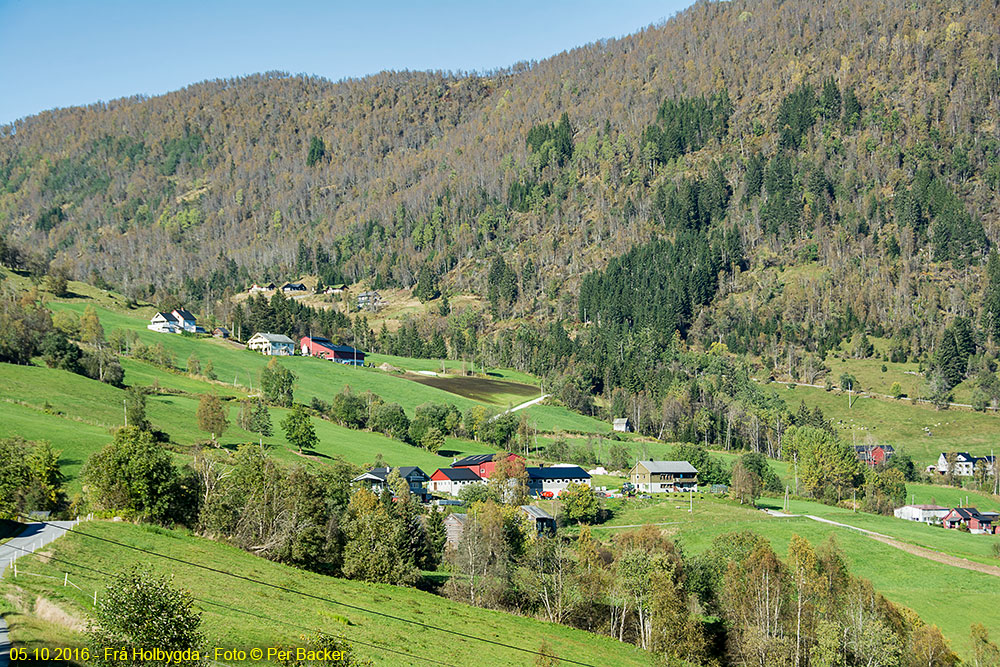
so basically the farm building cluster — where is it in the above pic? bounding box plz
[146,311,367,365]
[350,454,595,504]
[925,452,997,477]
[894,503,998,534]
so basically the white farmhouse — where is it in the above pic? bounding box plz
[246,332,295,356]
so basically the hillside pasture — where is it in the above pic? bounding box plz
[1,522,649,666]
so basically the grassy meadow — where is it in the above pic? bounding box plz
[764,382,1000,467]
[0,522,648,666]
[588,494,1000,659]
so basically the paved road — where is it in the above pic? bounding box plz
[491,394,551,421]
[0,521,78,667]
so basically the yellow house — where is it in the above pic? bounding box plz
[629,460,698,493]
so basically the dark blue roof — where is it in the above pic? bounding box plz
[329,344,363,354]
[434,468,482,481]
[527,466,590,480]
[453,454,496,467]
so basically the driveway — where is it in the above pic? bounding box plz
[0,521,79,667]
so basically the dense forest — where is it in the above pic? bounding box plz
[2,0,1000,425]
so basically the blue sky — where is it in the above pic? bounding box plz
[0,0,694,125]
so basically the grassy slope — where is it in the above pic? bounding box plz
[0,363,498,494]
[591,495,998,659]
[1,522,648,666]
[766,383,1000,466]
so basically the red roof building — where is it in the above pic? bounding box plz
[451,453,524,479]
[300,336,366,365]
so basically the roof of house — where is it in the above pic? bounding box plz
[854,444,895,452]
[445,513,468,524]
[945,507,983,521]
[153,311,178,322]
[520,505,554,520]
[613,417,631,424]
[432,468,482,481]
[635,460,699,475]
[173,308,196,321]
[213,326,230,333]
[902,504,948,511]
[353,466,429,483]
[526,466,590,480]
[282,283,307,290]
[453,454,498,467]
[249,332,295,344]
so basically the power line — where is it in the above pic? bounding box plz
[3,541,454,666]
[37,521,592,666]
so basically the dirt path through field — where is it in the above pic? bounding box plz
[767,510,1000,577]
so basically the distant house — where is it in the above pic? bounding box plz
[281,282,307,293]
[526,466,591,497]
[172,309,200,332]
[351,466,430,501]
[853,444,895,466]
[629,461,699,493]
[934,452,996,477]
[249,282,275,293]
[942,507,998,534]
[212,326,231,339]
[246,332,295,356]
[324,284,346,295]
[299,336,365,365]
[429,468,482,496]
[148,311,180,333]
[894,504,949,524]
[520,505,556,537]
[444,513,468,547]
[613,417,633,433]
[148,308,202,334]
[357,290,381,311]
[452,453,524,480]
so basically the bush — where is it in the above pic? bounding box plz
[371,403,410,441]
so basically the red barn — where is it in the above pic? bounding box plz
[300,336,366,365]
[452,453,524,479]
[853,444,895,466]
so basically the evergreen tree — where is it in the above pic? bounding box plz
[306,136,326,167]
[842,86,861,128]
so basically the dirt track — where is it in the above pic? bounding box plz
[768,511,1000,577]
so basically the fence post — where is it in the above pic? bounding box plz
[13,561,16,578]
[64,572,68,587]
[94,590,97,605]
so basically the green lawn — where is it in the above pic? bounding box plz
[365,352,540,386]
[521,404,611,433]
[1,522,649,666]
[767,383,1000,467]
[593,495,998,659]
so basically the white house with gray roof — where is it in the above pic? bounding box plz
[246,332,295,356]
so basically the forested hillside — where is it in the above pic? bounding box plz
[3,0,1000,430]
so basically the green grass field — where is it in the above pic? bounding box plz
[766,383,1000,467]
[0,272,612,495]
[590,494,998,659]
[0,362,499,494]
[0,522,648,666]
